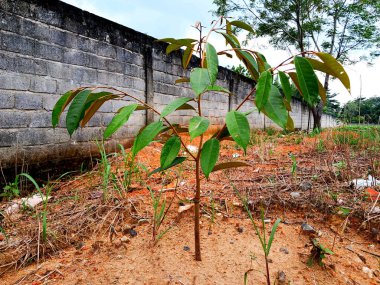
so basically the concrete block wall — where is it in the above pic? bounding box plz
[0,0,338,174]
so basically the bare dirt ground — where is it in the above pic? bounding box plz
[1,128,380,284]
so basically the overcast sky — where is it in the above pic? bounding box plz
[62,0,379,104]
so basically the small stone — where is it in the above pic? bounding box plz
[362,266,373,278]
[301,223,316,233]
[120,236,130,243]
[237,227,244,233]
[370,206,380,214]
[290,192,301,198]
[138,219,149,225]
[264,219,271,224]
[299,181,312,191]
[75,242,85,250]
[116,255,123,260]
[280,247,289,254]
[277,271,286,284]
[268,258,273,263]
[129,229,137,237]
[183,246,190,251]
[0,234,4,241]
[230,239,235,244]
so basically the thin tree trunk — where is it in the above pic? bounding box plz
[194,159,201,261]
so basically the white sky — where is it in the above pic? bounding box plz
[61,0,379,104]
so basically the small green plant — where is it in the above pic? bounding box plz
[1,176,20,201]
[289,153,297,177]
[332,160,346,177]
[294,136,303,145]
[316,139,325,153]
[118,143,147,190]
[52,17,350,261]
[149,184,175,243]
[231,178,281,285]
[307,238,334,267]
[96,141,111,200]
[308,127,321,138]
[19,173,50,242]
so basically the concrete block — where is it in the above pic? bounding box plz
[97,42,117,58]
[15,93,43,110]
[0,110,31,128]
[1,32,35,55]
[0,129,18,147]
[0,72,31,90]
[0,91,14,109]
[29,111,51,127]
[63,49,88,66]
[30,77,57,93]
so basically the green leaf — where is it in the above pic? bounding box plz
[160,136,181,169]
[266,218,281,255]
[229,20,255,34]
[66,89,92,136]
[149,157,186,176]
[200,138,220,178]
[219,32,241,48]
[104,104,138,139]
[160,97,193,118]
[190,68,211,96]
[212,161,250,172]
[315,52,350,93]
[288,72,301,92]
[205,43,218,85]
[283,98,292,112]
[175,77,190,84]
[182,45,194,69]
[85,91,113,105]
[305,58,335,75]
[164,38,198,55]
[317,79,327,105]
[286,115,295,131]
[81,94,118,127]
[255,71,272,111]
[236,50,259,80]
[136,105,149,111]
[52,89,81,128]
[189,116,209,140]
[206,85,232,94]
[278,71,292,103]
[294,56,319,106]
[260,85,288,129]
[132,121,164,157]
[166,43,182,54]
[225,111,250,153]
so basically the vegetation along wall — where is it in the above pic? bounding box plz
[0,0,338,172]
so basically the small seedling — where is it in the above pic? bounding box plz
[289,153,297,177]
[52,16,350,261]
[149,178,177,243]
[231,177,281,285]
[19,173,50,242]
[307,238,334,267]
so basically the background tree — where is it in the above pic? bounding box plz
[324,92,341,117]
[213,0,380,129]
[340,97,380,124]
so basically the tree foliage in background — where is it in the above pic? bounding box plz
[340,97,380,124]
[213,0,380,129]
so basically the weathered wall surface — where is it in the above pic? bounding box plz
[0,0,338,172]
